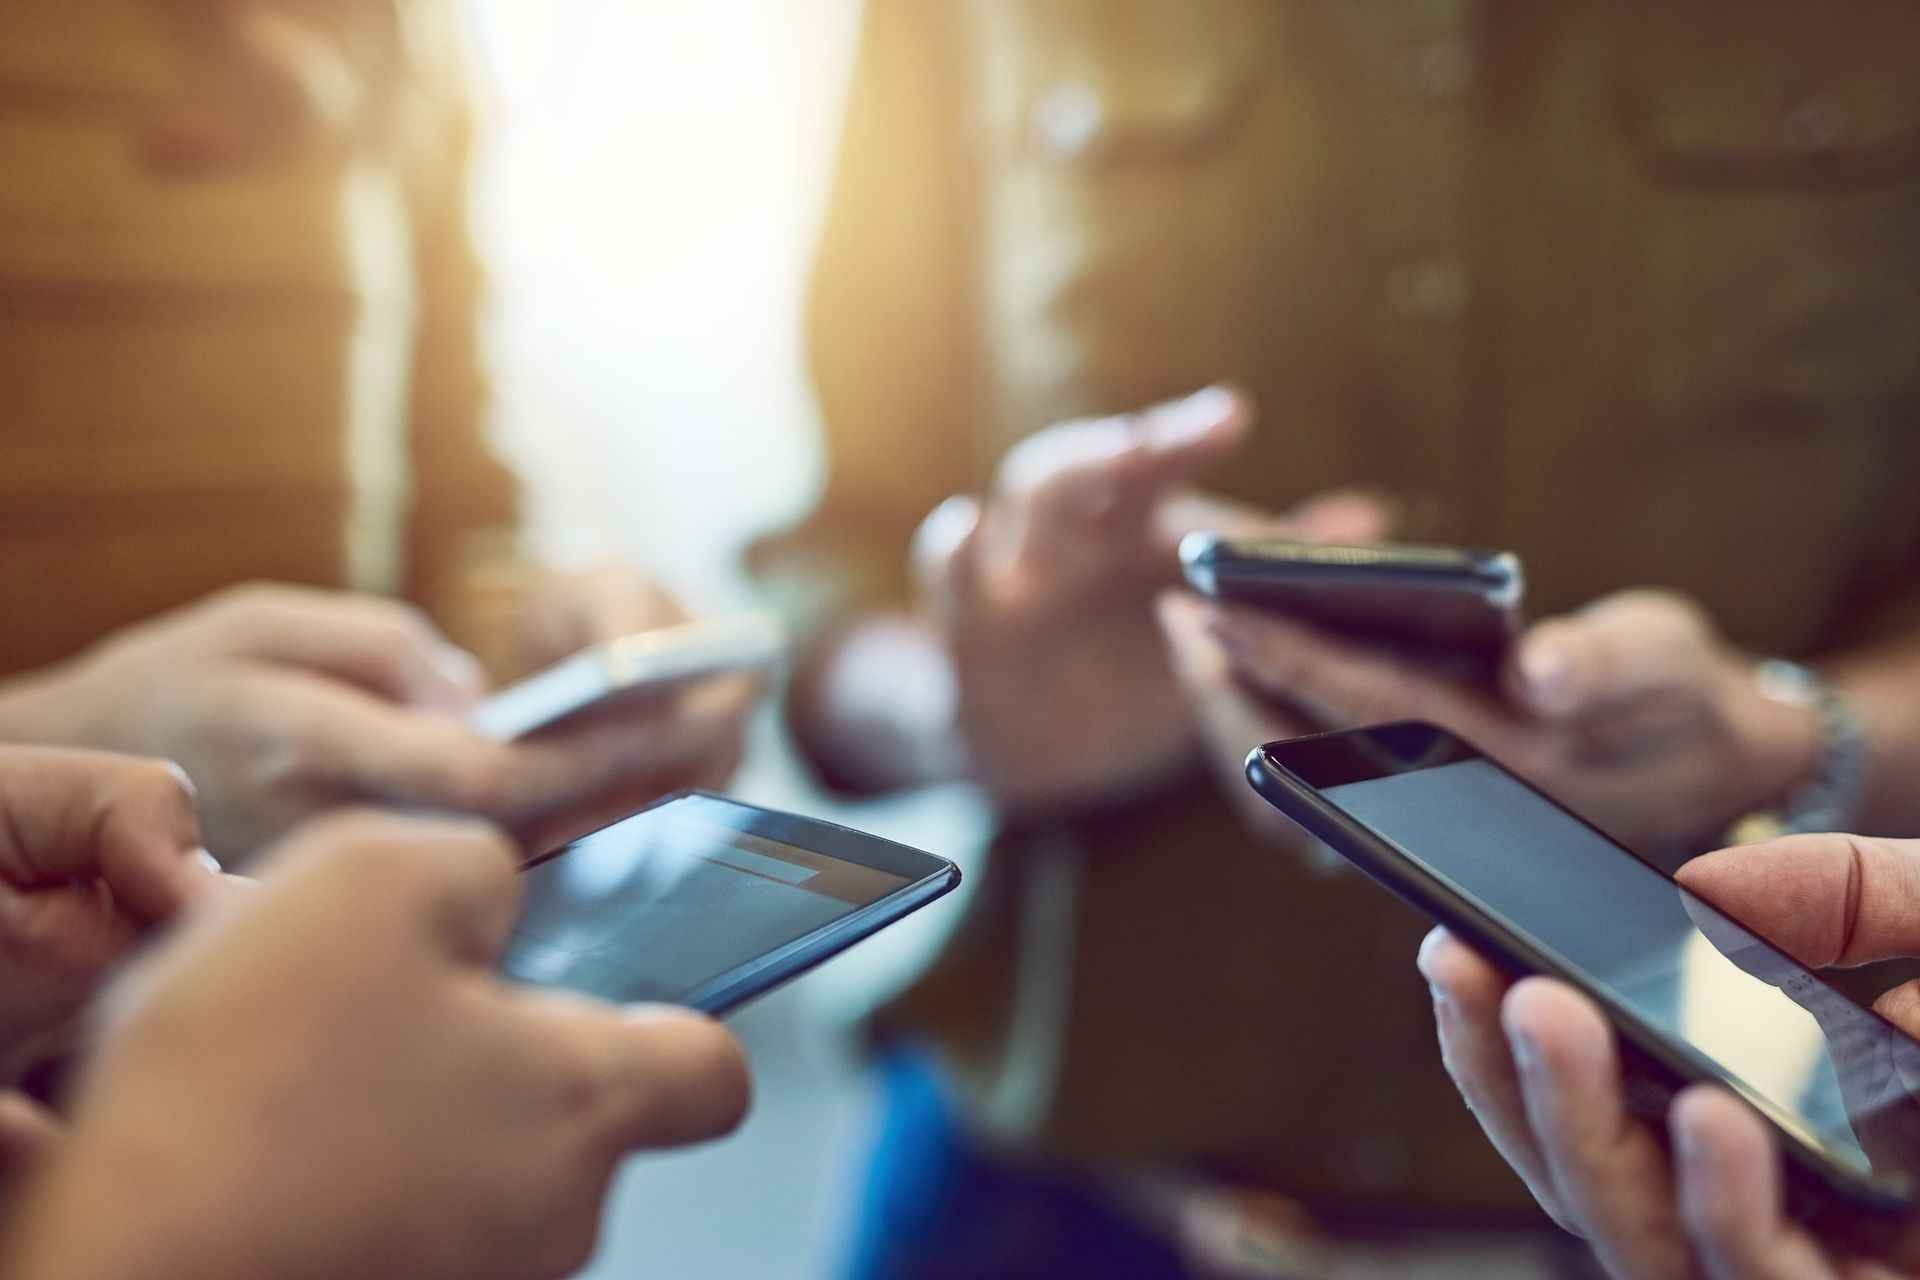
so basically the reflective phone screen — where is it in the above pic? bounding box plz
[503,794,912,1006]
[1324,758,1920,1192]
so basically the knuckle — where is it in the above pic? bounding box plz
[210,580,300,620]
[103,759,200,832]
[366,598,439,648]
[549,1038,627,1141]
[112,756,200,814]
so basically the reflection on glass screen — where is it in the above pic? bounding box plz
[1324,759,1920,1188]
[502,795,910,1004]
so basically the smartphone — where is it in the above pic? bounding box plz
[1179,534,1524,660]
[502,791,960,1015]
[1246,721,1920,1228]
[472,612,786,742]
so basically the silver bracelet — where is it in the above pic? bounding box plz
[1749,658,1869,837]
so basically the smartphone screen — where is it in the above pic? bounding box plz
[502,793,953,1012]
[1262,727,1920,1201]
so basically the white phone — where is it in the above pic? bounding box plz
[471,612,786,742]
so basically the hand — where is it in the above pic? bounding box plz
[0,747,221,1083]
[503,563,759,846]
[506,667,761,852]
[1419,833,1920,1279]
[440,562,757,840]
[0,585,748,860]
[0,812,751,1280]
[450,559,690,683]
[904,386,1383,815]
[1164,588,1819,860]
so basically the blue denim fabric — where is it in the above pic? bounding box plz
[840,1049,1191,1280]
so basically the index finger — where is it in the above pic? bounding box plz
[0,747,213,924]
[198,584,483,713]
[996,387,1250,567]
[1417,928,1571,1227]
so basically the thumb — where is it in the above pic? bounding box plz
[1676,834,1920,969]
[519,999,752,1151]
[1505,590,1714,721]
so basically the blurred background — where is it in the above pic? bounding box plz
[470,0,842,601]
[466,4,987,1275]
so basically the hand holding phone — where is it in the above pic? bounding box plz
[1179,533,1525,663]
[0,812,753,1280]
[1249,722,1920,1253]
[472,612,784,742]
[1163,588,1815,863]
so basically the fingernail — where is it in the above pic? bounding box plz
[163,760,200,800]
[918,494,982,556]
[192,848,224,876]
[1672,1113,1701,1172]
[431,645,488,699]
[1519,640,1572,715]
[1149,386,1236,446]
[1508,1023,1541,1077]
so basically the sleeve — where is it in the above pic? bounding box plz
[397,0,523,609]
[746,0,983,637]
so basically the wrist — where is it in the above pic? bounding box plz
[1729,659,1865,841]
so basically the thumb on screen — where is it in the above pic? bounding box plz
[1676,834,1920,969]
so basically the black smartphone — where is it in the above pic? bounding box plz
[1246,722,1920,1231]
[1179,533,1524,660]
[502,792,959,1015]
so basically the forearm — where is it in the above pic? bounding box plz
[790,612,966,794]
